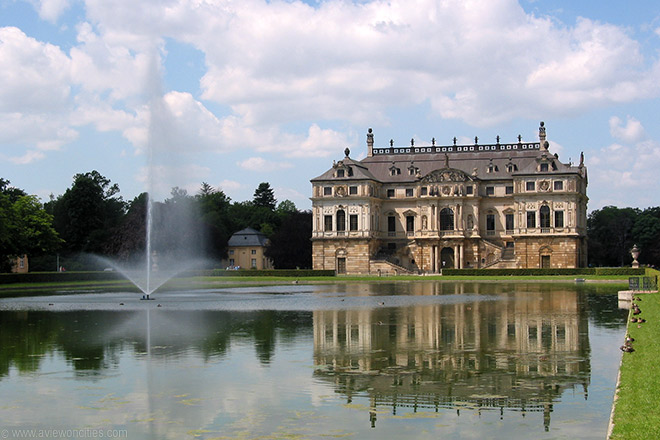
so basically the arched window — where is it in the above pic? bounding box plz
[336,209,346,231]
[540,205,550,228]
[440,208,454,231]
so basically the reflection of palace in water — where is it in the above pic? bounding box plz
[313,283,590,430]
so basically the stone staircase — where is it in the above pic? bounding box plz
[369,258,416,275]
[481,239,517,269]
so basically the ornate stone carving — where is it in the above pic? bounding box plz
[335,186,347,197]
[422,168,472,183]
[539,180,550,192]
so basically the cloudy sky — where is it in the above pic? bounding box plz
[1,0,659,211]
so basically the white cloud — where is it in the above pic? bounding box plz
[29,0,72,23]
[588,117,660,208]
[237,157,293,172]
[4,0,660,199]
[135,163,211,200]
[218,179,242,192]
[609,116,647,144]
[5,150,46,165]
[0,27,71,113]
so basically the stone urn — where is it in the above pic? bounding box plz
[631,244,640,269]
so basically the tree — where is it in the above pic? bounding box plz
[0,179,61,272]
[587,206,638,266]
[266,211,312,269]
[276,199,297,215]
[253,182,276,210]
[47,171,125,254]
[196,184,233,261]
[631,208,660,266]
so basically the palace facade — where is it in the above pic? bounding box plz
[310,122,588,274]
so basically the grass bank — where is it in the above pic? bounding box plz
[610,288,660,438]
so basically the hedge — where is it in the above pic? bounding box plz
[441,267,646,276]
[0,271,124,285]
[0,269,335,285]
[185,269,335,278]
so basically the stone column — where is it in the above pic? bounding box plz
[459,244,464,269]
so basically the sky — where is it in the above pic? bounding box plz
[1,0,660,212]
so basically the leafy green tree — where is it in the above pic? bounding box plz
[266,211,312,269]
[276,199,297,215]
[47,171,125,254]
[253,182,276,210]
[196,183,233,260]
[631,208,660,266]
[0,179,61,272]
[587,206,639,266]
[103,193,148,259]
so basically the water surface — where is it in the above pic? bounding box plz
[0,282,626,439]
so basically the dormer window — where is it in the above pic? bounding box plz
[506,162,518,173]
[487,160,498,174]
[540,163,548,172]
[336,169,345,177]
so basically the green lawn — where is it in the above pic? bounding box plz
[610,291,660,439]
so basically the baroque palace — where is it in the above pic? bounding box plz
[310,122,588,274]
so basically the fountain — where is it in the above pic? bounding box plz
[96,49,206,299]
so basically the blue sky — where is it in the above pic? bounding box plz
[1,0,660,211]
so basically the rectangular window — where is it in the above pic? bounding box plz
[554,180,563,191]
[324,215,333,231]
[229,258,235,266]
[229,249,234,255]
[527,211,536,228]
[421,187,428,196]
[251,258,257,268]
[405,188,413,197]
[466,186,473,195]
[336,210,346,231]
[555,210,564,228]
[505,213,514,231]
[336,169,345,177]
[349,214,358,231]
[526,181,535,191]
[486,214,495,231]
[323,186,332,196]
[406,215,414,232]
[505,185,513,195]
[540,163,549,172]
[349,186,358,195]
[388,216,396,233]
[387,189,395,198]
[251,249,256,255]
[486,186,494,196]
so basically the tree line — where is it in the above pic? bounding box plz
[1,172,311,272]
[587,206,660,267]
[4,172,660,272]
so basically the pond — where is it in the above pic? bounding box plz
[0,281,627,439]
